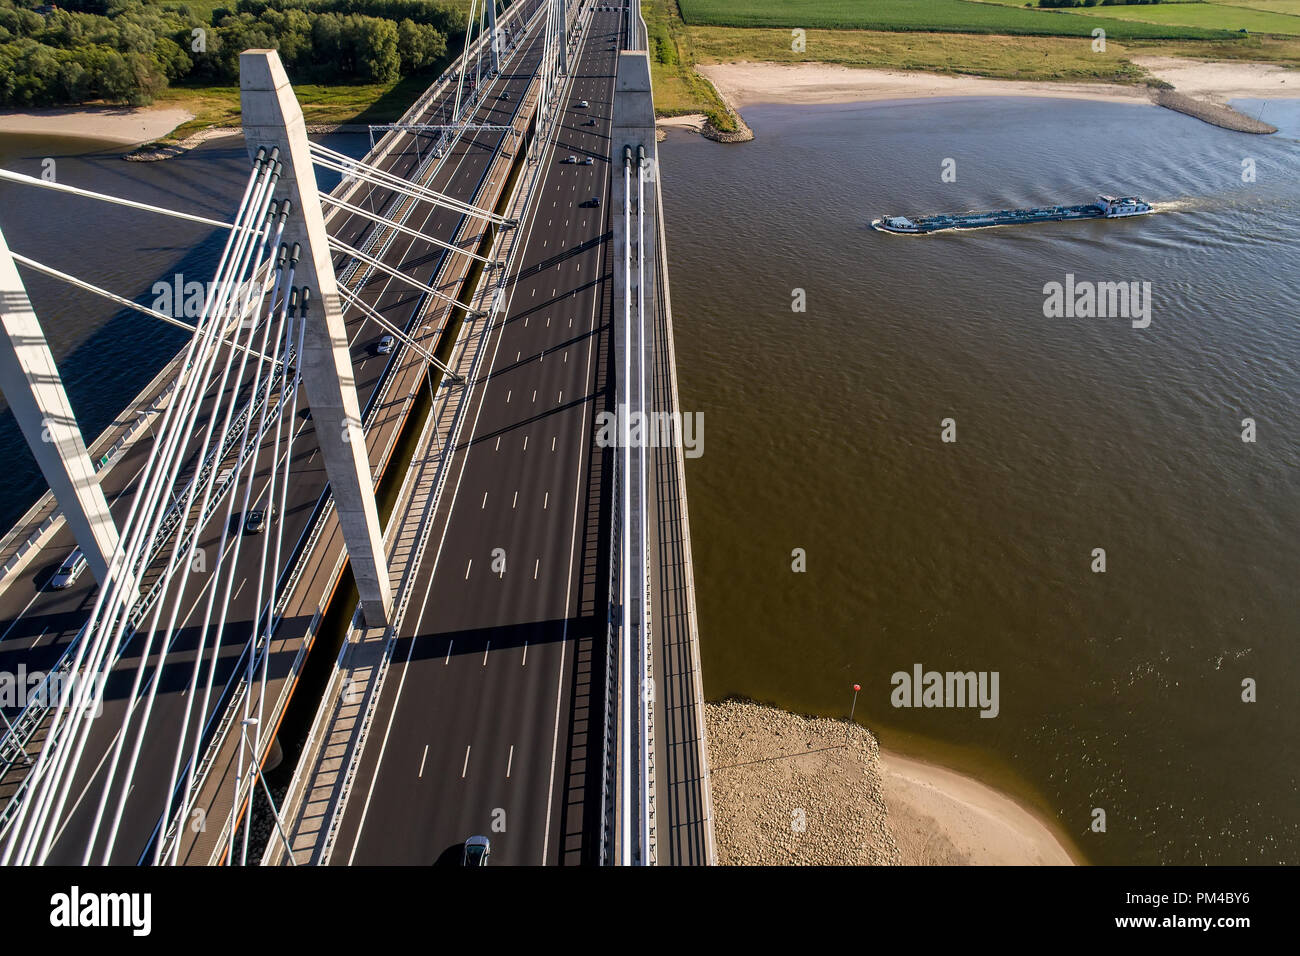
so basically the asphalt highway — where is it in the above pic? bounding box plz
[332,5,623,867]
[0,0,553,864]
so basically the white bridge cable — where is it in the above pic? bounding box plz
[92,204,289,867]
[334,284,463,383]
[228,265,296,867]
[161,285,303,866]
[0,167,267,235]
[148,246,296,868]
[7,252,284,368]
[310,143,515,227]
[325,234,483,316]
[0,150,281,865]
[243,306,308,865]
[0,152,276,864]
[79,182,288,867]
[317,192,492,266]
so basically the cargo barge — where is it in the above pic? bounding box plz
[871,195,1152,235]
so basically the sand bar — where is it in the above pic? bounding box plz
[880,749,1077,866]
[698,58,1300,110]
[0,106,193,146]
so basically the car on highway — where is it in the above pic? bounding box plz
[50,548,87,590]
[576,99,589,108]
[501,91,510,101]
[244,507,276,535]
[580,156,594,166]
[462,835,490,866]
[583,196,601,208]
[375,334,396,355]
[582,118,596,127]
[562,155,577,164]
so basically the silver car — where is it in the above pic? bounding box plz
[462,835,490,866]
[50,548,87,590]
[376,334,396,355]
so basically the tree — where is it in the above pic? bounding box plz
[355,16,398,83]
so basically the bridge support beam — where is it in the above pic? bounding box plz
[611,49,657,866]
[485,0,501,74]
[239,49,393,628]
[0,225,124,589]
[556,0,568,77]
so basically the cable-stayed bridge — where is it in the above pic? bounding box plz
[0,0,711,866]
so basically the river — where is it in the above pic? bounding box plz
[659,95,1300,865]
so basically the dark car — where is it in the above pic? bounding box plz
[244,507,276,535]
[462,835,490,866]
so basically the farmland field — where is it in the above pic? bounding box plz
[676,0,1234,39]
[1227,0,1300,15]
[974,0,1300,24]
[1068,2,1300,36]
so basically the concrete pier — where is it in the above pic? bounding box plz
[240,50,393,628]
[0,225,124,590]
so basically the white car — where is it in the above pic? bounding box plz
[562,155,577,164]
[576,100,589,109]
[375,334,396,355]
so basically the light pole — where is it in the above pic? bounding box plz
[845,683,861,744]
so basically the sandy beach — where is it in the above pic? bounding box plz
[699,61,1150,108]
[705,700,1077,866]
[880,750,1077,866]
[0,106,193,146]
[1132,56,1300,101]
[698,58,1300,109]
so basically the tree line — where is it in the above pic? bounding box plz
[0,0,469,108]
[1037,1,1166,8]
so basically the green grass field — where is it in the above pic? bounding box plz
[1229,0,1300,14]
[677,0,1235,39]
[1068,2,1300,36]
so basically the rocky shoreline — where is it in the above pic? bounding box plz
[1149,88,1277,134]
[706,699,900,865]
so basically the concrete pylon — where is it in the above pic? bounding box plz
[239,50,393,628]
[0,225,123,589]
[485,0,501,74]
[556,0,568,77]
